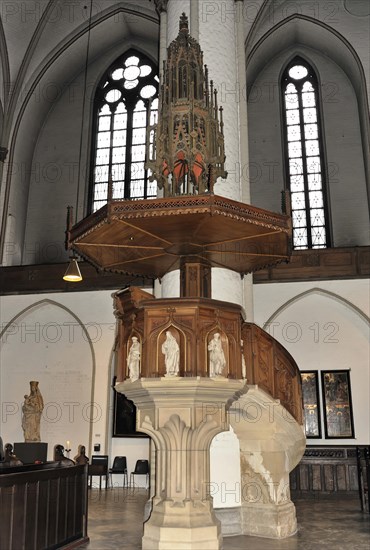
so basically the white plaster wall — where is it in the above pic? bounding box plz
[253,279,370,445]
[22,70,87,266]
[0,290,148,473]
[210,428,241,508]
[0,299,93,458]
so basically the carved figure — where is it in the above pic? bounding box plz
[127,336,141,382]
[3,443,23,466]
[162,331,180,376]
[54,444,75,467]
[74,445,89,465]
[208,333,226,377]
[22,381,44,442]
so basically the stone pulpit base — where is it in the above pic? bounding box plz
[116,377,246,550]
[229,387,306,539]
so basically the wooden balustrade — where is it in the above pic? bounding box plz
[0,463,88,550]
[290,446,369,503]
[242,323,303,424]
[114,288,303,425]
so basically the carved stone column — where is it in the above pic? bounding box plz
[229,387,306,538]
[116,377,246,549]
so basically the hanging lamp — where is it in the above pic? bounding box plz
[63,257,82,282]
[63,0,93,282]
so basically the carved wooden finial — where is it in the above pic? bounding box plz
[179,12,189,33]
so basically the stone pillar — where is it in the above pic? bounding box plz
[235,0,250,204]
[235,0,254,320]
[229,387,306,538]
[116,377,246,549]
[167,0,190,43]
[158,0,189,299]
[0,146,9,264]
[154,1,168,80]
[198,0,243,306]
[190,0,199,40]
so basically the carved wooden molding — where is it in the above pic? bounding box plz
[254,246,370,283]
[113,290,303,424]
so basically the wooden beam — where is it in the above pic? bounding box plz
[0,246,368,295]
[253,246,370,283]
[0,262,153,295]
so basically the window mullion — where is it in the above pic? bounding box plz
[315,86,330,248]
[297,81,312,249]
[125,103,134,199]
[144,101,149,199]
[108,106,115,200]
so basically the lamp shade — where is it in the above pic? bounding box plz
[63,258,82,282]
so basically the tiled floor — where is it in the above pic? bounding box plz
[81,488,370,549]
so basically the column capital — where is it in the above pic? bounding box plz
[153,0,168,14]
[118,377,247,549]
[0,147,8,162]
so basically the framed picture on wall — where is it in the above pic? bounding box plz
[301,371,321,438]
[321,370,354,439]
[112,378,148,438]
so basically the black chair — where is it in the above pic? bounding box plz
[88,455,109,490]
[109,456,128,488]
[130,459,149,488]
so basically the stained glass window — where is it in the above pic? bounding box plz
[90,51,158,212]
[282,58,330,249]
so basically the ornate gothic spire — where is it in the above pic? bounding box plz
[146,13,226,196]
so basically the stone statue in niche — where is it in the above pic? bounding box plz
[74,445,89,465]
[208,333,226,377]
[162,330,180,376]
[22,381,44,442]
[54,444,75,466]
[127,336,141,382]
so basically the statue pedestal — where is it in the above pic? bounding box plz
[13,442,48,463]
[116,377,246,550]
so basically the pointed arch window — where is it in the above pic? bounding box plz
[282,58,330,249]
[90,51,158,212]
